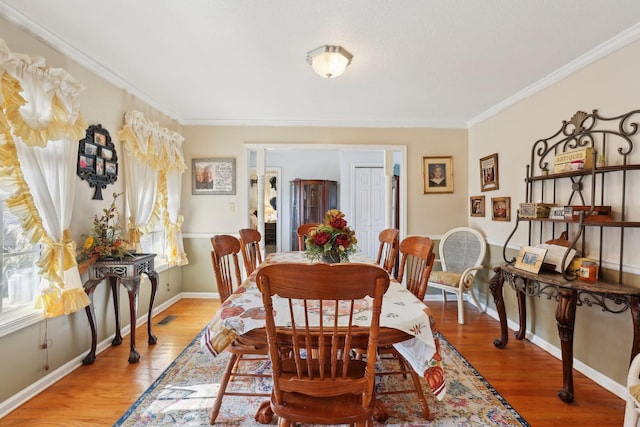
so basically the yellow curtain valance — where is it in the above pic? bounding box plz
[118,110,185,172]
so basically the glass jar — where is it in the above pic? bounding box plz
[579,260,598,282]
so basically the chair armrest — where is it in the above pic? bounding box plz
[459,266,483,289]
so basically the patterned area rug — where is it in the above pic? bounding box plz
[114,329,529,426]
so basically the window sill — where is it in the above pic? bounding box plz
[0,307,44,338]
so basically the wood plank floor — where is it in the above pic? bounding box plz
[0,298,626,426]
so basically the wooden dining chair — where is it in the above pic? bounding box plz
[256,262,390,427]
[296,223,318,250]
[238,228,263,276]
[376,228,399,277]
[209,235,271,424]
[375,235,435,420]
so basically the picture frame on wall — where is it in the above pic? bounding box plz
[423,156,453,194]
[192,157,236,195]
[480,153,499,192]
[491,196,510,221]
[470,195,485,217]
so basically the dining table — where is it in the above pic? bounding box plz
[200,251,446,422]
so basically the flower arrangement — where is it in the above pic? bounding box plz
[305,209,357,263]
[76,192,133,273]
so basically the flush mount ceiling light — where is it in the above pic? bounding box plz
[306,45,353,79]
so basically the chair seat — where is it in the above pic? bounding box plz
[429,271,461,287]
[271,390,374,425]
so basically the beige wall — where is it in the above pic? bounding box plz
[469,39,640,387]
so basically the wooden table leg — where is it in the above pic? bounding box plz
[121,278,141,363]
[254,400,273,424]
[514,278,527,340]
[147,272,159,345]
[631,296,640,364]
[110,276,123,346]
[489,267,509,349]
[82,278,102,365]
[556,287,577,403]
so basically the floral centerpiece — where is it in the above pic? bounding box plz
[76,192,133,274]
[305,209,357,263]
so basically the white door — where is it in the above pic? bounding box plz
[354,167,385,259]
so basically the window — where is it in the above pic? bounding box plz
[139,227,167,270]
[0,195,42,334]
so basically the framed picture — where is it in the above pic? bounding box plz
[84,143,98,156]
[192,158,236,195]
[480,153,499,192]
[491,196,510,221]
[470,195,485,217]
[514,245,548,274]
[101,147,113,160]
[105,161,117,175]
[423,156,453,194]
[94,132,107,145]
[95,157,104,175]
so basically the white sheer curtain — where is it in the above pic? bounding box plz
[118,111,187,266]
[0,39,90,317]
[160,129,188,266]
[119,111,158,250]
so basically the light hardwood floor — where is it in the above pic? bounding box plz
[0,298,626,426]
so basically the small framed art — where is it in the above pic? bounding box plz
[491,196,510,221]
[514,246,548,274]
[480,153,499,192]
[192,158,236,195]
[423,156,453,194]
[470,195,485,217]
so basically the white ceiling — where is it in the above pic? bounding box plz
[2,0,640,128]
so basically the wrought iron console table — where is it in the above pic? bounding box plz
[82,253,158,364]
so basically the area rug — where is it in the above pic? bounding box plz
[114,329,529,426]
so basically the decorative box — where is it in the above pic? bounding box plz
[519,203,555,219]
[553,148,594,173]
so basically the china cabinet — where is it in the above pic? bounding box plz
[491,109,640,403]
[290,179,338,249]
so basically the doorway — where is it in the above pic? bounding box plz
[249,169,280,255]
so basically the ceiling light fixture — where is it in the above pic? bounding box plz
[306,45,353,79]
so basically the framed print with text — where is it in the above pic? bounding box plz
[423,156,453,194]
[480,153,499,192]
[192,158,236,195]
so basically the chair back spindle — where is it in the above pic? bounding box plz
[210,235,242,303]
[376,228,400,277]
[396,235,435,301]
[239,228,263,275]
